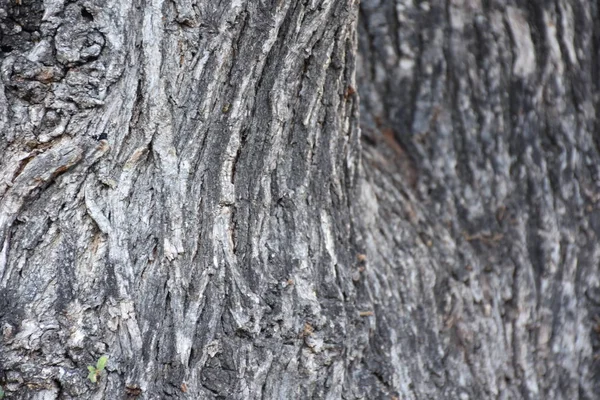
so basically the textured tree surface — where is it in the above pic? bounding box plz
[0,0,599,399]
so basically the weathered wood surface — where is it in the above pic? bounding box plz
[0,0,599,398]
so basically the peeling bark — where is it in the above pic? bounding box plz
[0,0,599,399]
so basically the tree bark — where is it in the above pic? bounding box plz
[1,0,599,399]
[358,1,600,399]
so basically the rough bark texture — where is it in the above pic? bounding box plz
[357,1,600,399]
[0,0,598,399]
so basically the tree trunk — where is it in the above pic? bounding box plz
[0,0,598,399]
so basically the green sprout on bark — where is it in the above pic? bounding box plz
[87,355,108,383]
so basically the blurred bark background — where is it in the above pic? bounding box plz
[0,0,599,398]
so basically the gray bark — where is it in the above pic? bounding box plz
[0,0,598,399]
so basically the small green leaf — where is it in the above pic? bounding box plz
[87,370,97,383]
[87,365,96,373]
[96,355,108,371]
[0,385,5,399]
